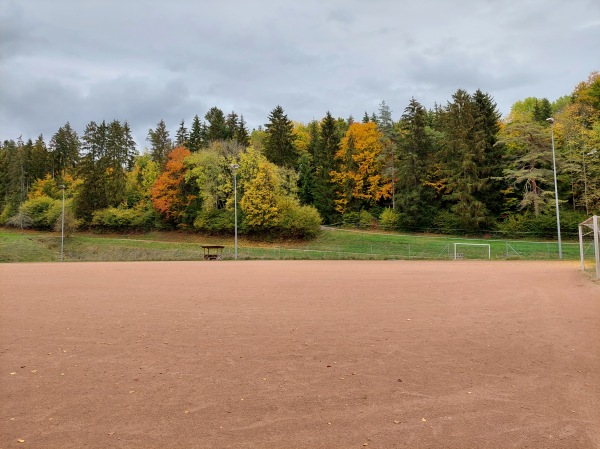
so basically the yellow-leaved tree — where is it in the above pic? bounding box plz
[330,122,392,213]
[240,161,283,228]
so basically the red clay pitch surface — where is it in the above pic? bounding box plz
[1,260,599,449]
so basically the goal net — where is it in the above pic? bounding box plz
[579,215,600,278]
[453,243,491,260]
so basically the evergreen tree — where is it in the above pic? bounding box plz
[235,115,250,147]
[122,122,137,171]
[362,112,370,123]
[188,115,205,152]
[472,90,504,216]
[312,112,339,223]
[396,98,436,228]
[297,121,318,205]
[499,120,556,216]
[77,121,109,220]
[205,107,228,142]
[533,98,553,123]
[225,111,239,140]
[29,135,50,181]
[437,89,490,230]
[264,105,296,167]
[175,120,189,147]
[147,120,172,166]
[49,122,79,178]
[377,100,397,209]
[77,120,133,221]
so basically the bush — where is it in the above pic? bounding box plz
[5,211,34,229]
[0,204,16,225]
[342,211,360,227]
[358,210,376,229]
[278,203,322,239]
[19,196,62,229]
[193,209,236,234]
[498,210,587,239]
[432,210,463,235]
[53,206,80,236]
[379,208,399,231]
[91,204,158,231]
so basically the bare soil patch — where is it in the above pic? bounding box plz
[1,261,599,448]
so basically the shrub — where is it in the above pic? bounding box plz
[342,211,360,227]
[91,204,158,231]
[19,196,62,229]
[5,211,34,229]
[498,210,587,239]
[278,203,322,239]
[358,210,376,229]
[379,208,399,231]
[193,209,236,234]
[432,210,463,235]
[0,204,16,225]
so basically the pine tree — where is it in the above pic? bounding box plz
[77,120,133,221]
[264,105,296,167]
[175,120,189,147]
[225,112,239,140]
[312,112,339,223]
[437,89,489,230]
[188,115,205,152]
[297,121,318,205]
[235,115,250,147]
[147,120,172,166]
[205,107,228,142]
[396,98,436,228]
[472,90,503,216]
[29,135,50,181]
[49,122,80,179]
[377,100,396,209]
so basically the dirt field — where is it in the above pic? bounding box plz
[1,260,599,449]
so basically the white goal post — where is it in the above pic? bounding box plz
[453,243,491,260]
[579,215,600,279]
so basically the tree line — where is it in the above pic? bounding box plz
[1,72,599,239]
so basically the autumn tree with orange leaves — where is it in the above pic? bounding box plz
[150,147,199,226]
[330,122,392,214]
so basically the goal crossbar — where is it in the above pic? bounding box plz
[453,243,491,260]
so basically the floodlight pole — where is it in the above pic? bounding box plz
[61,185,65,262]
[230,163,239,260]
[546,117,562,259]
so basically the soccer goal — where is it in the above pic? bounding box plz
[579,215,600,278]
[453,243,491,260]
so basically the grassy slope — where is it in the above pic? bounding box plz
[0,227,581,262]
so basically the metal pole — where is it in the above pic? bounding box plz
[230,164,239,260]
[61,185,65,262]
[547,118,562,259]
[579,223,585,272]
[594,215,600,279]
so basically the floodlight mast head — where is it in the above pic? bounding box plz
[546,117,555,125]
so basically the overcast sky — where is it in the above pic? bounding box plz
[1,0,599,148]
